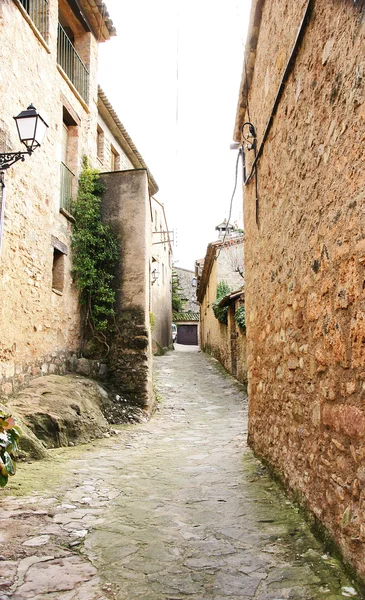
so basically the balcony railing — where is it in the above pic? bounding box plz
[60,162,74,214]
[18,0,49,39]
[57,23,89,103]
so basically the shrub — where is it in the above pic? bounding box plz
[0,411,21,487]
[234,305,246,330]
[212,281,231,324]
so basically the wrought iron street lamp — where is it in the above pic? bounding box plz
[151,267,160,284]
[0,105,48,255]
[0,105,48,170]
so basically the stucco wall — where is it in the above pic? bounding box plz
[239,0,365,578]
[150,199,172,350]
[0,0,101,397]
[100,170,153,409]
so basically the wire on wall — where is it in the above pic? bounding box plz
[217,148,243,258]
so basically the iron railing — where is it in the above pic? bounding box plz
[18,0,49,39]
[57,23,89,103]
[60,162,74,214]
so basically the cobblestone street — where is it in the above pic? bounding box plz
[0,347,362,599]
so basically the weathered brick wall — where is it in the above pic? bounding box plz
[0,0,100,398]
[239,0,365,577]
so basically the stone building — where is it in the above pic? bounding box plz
[0,0,115,397]
[172,267,200,345]
[95,90,159,410]
[175,267,199,313]
[234,0,365,579]
[0,0,160,413]
[150,197,173,352]
[196,233,247,383]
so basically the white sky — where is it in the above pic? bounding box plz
[99,1,251,270]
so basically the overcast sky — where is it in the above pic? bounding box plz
[99,1,251,270]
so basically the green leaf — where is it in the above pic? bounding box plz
[0,472,8,487]
[3,451,15,475]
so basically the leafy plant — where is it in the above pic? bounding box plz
[0,410,21,487]
[72,157,119,349]
[149,312,156,332]
[212,281,231,324]
[234,305,246,330]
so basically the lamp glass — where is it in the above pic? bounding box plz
[34,116,48,146]
[16,116,37,147]
[14,105,48,151]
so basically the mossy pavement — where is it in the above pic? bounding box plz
[0,346,363,599]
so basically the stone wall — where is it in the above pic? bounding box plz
[0,0,102,399]
[199,251,247,383]
[236,0,365,578]
[200,257,231,368]
[96,113,134,172]
[100,170,153,410]
[175,267,199,313]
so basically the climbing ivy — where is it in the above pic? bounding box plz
[212,281,231,324]
[72,157,119,345]
[234,305,246,330]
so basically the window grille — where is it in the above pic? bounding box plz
[60,161,74,214]
[18,0,49,39]
[57,23,89,103]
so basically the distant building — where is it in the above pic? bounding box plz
[150,197,173,351]
[173,267,200,345]
[196,225,246,382]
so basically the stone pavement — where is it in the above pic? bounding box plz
[0,347,363,599]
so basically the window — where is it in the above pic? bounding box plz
[111,146,120,171]
[162,262,165,284]
[51,238,67,294]
[97,126,104,161]
[60,108,77,215]
[18,0,49,40]
[52,250,64,293]
[57,5,89,102]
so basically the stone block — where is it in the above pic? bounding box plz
[76,358,91,377]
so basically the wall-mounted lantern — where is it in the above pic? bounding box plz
[0,104,49,254]
[0,105,48,171]
[151,267,160,284]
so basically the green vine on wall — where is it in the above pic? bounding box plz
[72,157,119,349]
[212,281,231,324]
[234,305,246,330]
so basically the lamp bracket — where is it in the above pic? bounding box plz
[0,150,31,171]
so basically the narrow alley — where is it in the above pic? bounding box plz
[1,347,362,599]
